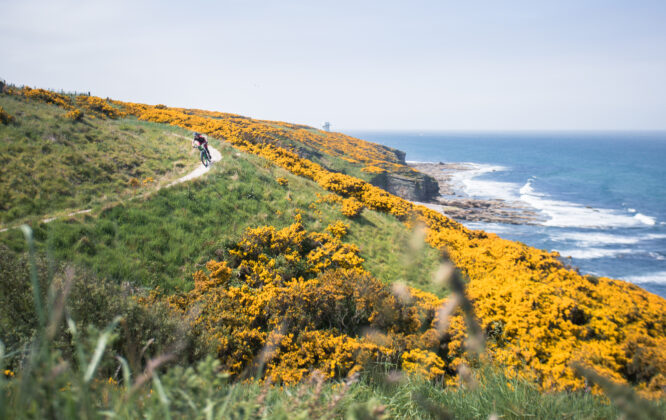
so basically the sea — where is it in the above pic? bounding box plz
[346,131,666,298]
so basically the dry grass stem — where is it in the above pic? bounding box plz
[391,282,412,304]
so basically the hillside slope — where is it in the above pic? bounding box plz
[116,90,666,398]
[0,94,200,226]
[1,85,666,411]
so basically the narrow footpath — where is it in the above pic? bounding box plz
[0,144,222,233]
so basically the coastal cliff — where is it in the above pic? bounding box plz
[2,86,666,416]
[369,170,440,202]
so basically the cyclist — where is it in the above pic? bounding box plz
[192,132,212,160]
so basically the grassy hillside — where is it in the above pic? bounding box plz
[1,85,666,419]
[0,128,441,294]
[0,94,199,226]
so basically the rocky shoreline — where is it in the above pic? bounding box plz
[409,162,542,225]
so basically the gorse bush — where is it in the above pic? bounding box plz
[341,198,364,218]
[0,106,14,124]
[22,86,73,109]
[75,95,126,119]
[16,86,125,119]
[65,108,83,121]
[326,220,349,239]
[159,220,447,384]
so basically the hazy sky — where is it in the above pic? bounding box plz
[1,0,665,130]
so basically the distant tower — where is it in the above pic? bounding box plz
[322,122,330,132]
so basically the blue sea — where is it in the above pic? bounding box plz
[346,131,666,298]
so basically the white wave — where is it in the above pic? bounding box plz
[450,163,521,202]
[555,248,634,259]
[645,234,666,240]
[634,213,656,226]
[550,232,666,249]
[519,179,537,196]
[406,160,437,164]
[550,232,643,246]
[623,271,666,285]
[519,179,656,229]
[444,163,658,229]
[649,252,666,261]
[463,222,513,234]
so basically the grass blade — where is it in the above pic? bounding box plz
[84,316,121,383]
[152,372,171,420]
[20,225,45,328]
[116,356,132,395]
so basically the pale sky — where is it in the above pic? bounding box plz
[1,0,665,130]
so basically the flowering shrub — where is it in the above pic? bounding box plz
[160,221,448,384]
[17,87,125,119]
[65,109,83,121]
[361,165,387,174]
[402,349,446,380]
[341,198,364,218]
[75,96,126,119]
[276,177,289,186]
[326,221,349,239]
[316,193,342,204]
[0,106,14,124]
[22,87,73,109]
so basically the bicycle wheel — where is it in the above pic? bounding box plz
[201,150,210,167]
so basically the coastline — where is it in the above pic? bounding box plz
[409,161,542,225]
[407,159,666,298]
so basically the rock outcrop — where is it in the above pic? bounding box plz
[409,162,541,224]
[370,171,440,202]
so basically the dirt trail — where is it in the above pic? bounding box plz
[0,141,222,233]
[170,146,222,185]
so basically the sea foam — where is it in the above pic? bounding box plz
[450,163,521,202]
[550,232,666,247]
[518,179,655,229]
[550,232,643,246]
[454,167,657,229]
[623,271,666,285]
[555,247,634,259]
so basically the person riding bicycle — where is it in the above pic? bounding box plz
[192,132,212,160]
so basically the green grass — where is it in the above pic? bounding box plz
[2,333,650,420]
[0,135,442,293]
[2,97,664,418]
[1,227,662,419]
[347,368,634,420]
[0,93,199,225]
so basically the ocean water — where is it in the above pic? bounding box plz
[346,131,666,298]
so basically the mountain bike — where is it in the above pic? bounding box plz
[195,144,212,167]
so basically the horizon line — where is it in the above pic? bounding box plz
[338,128,666,133]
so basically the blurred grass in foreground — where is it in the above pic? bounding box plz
[1,226,664,419]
